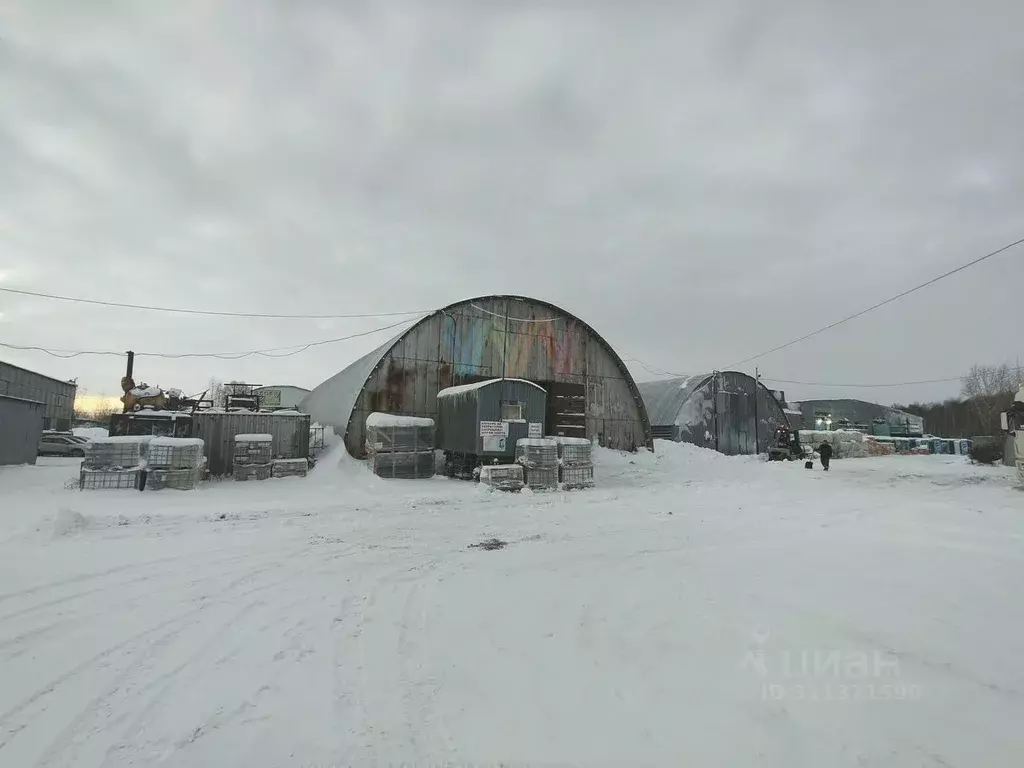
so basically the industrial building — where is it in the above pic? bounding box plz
[790,399,924,437]
[0,361,77,432]
[637,371,790,455]
[301,295,653,457]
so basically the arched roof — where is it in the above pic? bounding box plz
[301,294,652,445]
[637,371,785,426]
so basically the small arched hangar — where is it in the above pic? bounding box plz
[301,295,654,457]
[637,371,790,455]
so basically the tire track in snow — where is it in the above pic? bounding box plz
[0,551,305,764]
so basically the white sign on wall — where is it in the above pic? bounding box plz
[480,420,509,452]
[528,422,543,438]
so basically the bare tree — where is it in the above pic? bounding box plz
[961,364,1018,435]
[208,378,225,408]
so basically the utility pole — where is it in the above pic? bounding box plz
[500,298,510,404]
[754,367,760,455]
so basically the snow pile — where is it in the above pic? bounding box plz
[51,508,89,537]
[72,427,109,441]
[129,385,162,397]
[365,412,435,428]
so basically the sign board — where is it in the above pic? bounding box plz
[258,388,282,407]
[480,421,509,437]
[528,422,543,438]
[480,421,509,453]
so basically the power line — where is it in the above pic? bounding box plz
[0,315,422,361]
[727,235,1024,368]
[0,286,428,320]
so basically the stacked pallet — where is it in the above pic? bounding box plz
[479,464,525,492]
[233,433,273,481]
[515,438,559,490]
[272,458,308,478]
[80,437,150,491]
[146,437,204,491]
[365,413,435,479]
[555,436,595,490]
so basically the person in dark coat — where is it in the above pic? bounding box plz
[818,441,833,471]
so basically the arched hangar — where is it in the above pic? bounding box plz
[301,295,654,457]
[637,371,789,455]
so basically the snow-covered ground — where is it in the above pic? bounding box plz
[1,443,1021,766]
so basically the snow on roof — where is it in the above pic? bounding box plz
[125,410,186,418]
[149,437,205,447]
[516,437,557,447]
[436,378,546,399]
[89,436,153,444]
[234,433,273,442]
[365,412,435,428]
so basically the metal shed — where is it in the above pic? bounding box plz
[301,295,653,457]
[0,394,45,466]
[191,411,311,475]
[0,361,77,432]
[436,378,547,459]
[637,371,789,455]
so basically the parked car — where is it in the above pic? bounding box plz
[38,433,87,457]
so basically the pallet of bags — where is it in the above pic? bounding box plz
[83,436,151,471]
[516,438,559,490]
[479,464,525,492]
[145,437,204,491]
[553,436,595,489]
[233,463,273,482]
[272,458,308,478]
[365,413,435,479]
[80,467,143,491]
[371,451,435,480]
[234,433,273,466]
[80,436,151,491]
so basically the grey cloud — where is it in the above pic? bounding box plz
[0,0,1021,406]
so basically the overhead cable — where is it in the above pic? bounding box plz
[726,235,1024,367]
[0,286,428,320]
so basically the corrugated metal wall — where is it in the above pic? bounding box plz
[191,412,311,475]
[648,372,789,455]
[0,362,76,431]
[341,297,651,457]
[0,395,45,466]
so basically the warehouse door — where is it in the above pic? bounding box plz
[544,382,586,438]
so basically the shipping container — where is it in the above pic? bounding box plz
[436,378,547,462]
[0,394,45,466]
[191,411,310,475]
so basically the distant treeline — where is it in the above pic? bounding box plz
[894,363,1019,438]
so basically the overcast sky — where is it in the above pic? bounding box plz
[1,0,1021,407]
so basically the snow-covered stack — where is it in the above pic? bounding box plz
[365,412,435,479]
[146,437,204,491]
[799,430,868,459]
[555,436,595,490]
[80,436,150,491]
[516,437,559,490]
[271,458,308,478]
[233,434,273,481]
[479,464,525,492]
